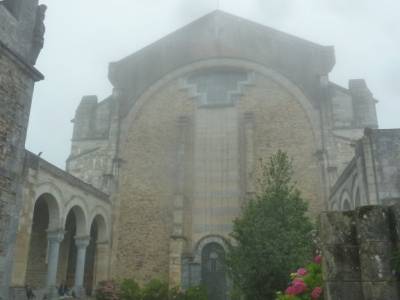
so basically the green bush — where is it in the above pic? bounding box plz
[120,278,141,300]
[95,278,208,300]
[184,286,208,300]
[141,279,170,300]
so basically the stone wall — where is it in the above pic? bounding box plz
[0,1,45,297]
[329,129,400,211]
[320,205,400,300]
[111,65,324,283]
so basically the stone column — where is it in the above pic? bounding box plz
[74,236,90,298]
[46,229,65,300]
[169,116,189,288]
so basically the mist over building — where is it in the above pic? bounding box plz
[2,4,396,300]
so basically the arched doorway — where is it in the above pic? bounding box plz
[25,196,49,288]
[84,214,108,295]
[59,206,87,291]
[25,193,60,291]
[201,243,227,300]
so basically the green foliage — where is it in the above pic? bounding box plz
[96,278,208,300]
[226,150,314,300]
[120,278,141,300]
[141,279,170,300]
[183,286,208,300]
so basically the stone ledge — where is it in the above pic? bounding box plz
[0,39,44,81]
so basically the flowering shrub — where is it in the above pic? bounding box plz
[276,256,323,300]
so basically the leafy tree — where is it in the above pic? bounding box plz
[226,150,314,300]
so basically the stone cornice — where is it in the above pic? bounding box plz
[0,39,44,81]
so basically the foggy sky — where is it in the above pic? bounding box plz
[28,0,400,168]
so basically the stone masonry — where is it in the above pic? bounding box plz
[320,205,400,300]
[0,1,46,298]
[65,11,381,289]
[329,129,400,211]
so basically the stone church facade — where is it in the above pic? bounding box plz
[1,7,384,300]
[66,10,378,295]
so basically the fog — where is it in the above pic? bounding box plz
[27,0,400,168]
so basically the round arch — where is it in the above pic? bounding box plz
[121,58,322,150]
[63,197,89,236]
[88,207,110,242]
[193,235,230,264]
[25,192,61,288]
[84,212,111,295]
[33,182,64,229]
[33,193,61,230]
[63,205,88,237]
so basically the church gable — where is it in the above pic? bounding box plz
[108,10,335,115]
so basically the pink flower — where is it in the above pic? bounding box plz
[285,286,296,295]
[297,267,308,276]
[314,255,322,264]
[311,287,323,299]
[285,279,307,295]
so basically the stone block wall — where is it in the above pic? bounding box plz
[320,205,400,300]
[0,1,45,297]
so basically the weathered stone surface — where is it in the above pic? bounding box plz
[324,281,364,300]
[321,205,400,300]
[362,281,399,300]
[329,129,400,211]
[320,211,357,245]
[322,244,361,281]
[0,1,45,297]
[356,206,391,241]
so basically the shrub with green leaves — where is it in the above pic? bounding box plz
[226,150,314,299]
[96,278,208,300]
[120,278,141,300]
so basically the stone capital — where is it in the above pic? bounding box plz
[96,240,110,246]
[74,236,91,248]
[46,229,65,243]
